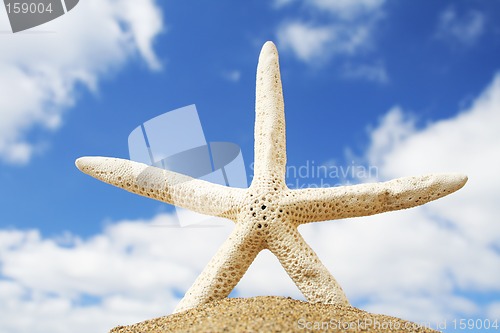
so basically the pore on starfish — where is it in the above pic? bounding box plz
[76,41,467,314]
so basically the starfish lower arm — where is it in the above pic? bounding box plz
[267,226,349,306]
[174,222,264,313]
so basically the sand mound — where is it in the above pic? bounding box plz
[110,296,439,333]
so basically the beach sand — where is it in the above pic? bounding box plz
[110,296,439,332]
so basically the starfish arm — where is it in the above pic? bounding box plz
[174,223,264,313]
[267,226,350,306]
[285,173,468,225]
[252,41,287,187]
[75,156,245,219]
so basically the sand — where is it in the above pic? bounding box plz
[110,296,440,333]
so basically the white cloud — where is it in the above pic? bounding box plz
[488,302,500,319]
[342,62,389,83]
[2,72,500,331]
[274,0,384,19]
[277,20,372,63]
[308,0,385,20]
[0,214,234,333]
[366,106,417,167]
[275,0,384,75]
[367,73,500,247]
[277,22,333,63]
[0,0,163,165]
[273,0,295,9]
[221,70,242,83]
[435,7,485,46]
[330,72,500,323]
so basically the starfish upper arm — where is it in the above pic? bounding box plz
[284,173,467,225]
[252,41,287,187]
[76,156,245,220]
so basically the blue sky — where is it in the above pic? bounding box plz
[1,1,500,332]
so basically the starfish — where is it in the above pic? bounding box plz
[76,41,467,314]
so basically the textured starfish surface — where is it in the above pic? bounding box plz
[76,41,467,314]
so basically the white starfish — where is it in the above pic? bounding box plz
[76,41,467,314]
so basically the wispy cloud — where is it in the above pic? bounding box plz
[306,0,385,20]
[277,22,334,63]
[341,62,389,83]
[0,0,163,165]
[221,70,242,83]
[366,106,416,166]
[435,7,486,46]
[277,0,384,64]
